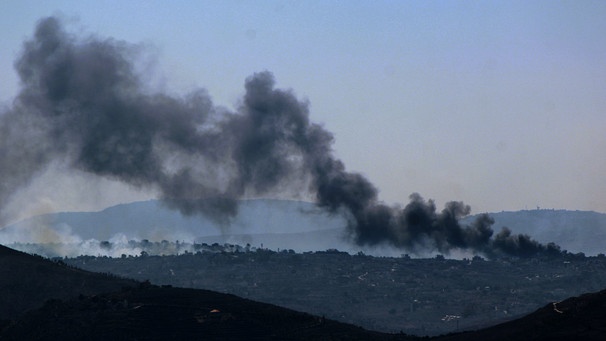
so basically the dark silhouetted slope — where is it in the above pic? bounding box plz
[434,289,606,341]
[3,281,606,341]
[2,244,606,340]
[0,244,137,320]
[0,284,417,341]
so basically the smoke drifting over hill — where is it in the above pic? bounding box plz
[0,17,562,258]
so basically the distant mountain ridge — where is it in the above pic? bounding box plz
[0,199,356,256]
[2,199,346,240]
[463,209,606,255]
[1,200,605,256]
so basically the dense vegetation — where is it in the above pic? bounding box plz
[2,243,605,340]
[64,243,606,336]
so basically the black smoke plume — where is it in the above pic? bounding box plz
[0,17,563,259]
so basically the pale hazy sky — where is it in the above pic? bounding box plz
[1,1,605,217]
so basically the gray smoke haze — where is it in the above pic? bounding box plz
[0,17,563,258]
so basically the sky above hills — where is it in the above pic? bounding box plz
[1,1,605,221]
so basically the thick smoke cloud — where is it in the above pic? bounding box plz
[0,17,563,259]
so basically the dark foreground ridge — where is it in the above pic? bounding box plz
[434,288,606,341]
[3,285,606,341]
[0,244,136,320]
[2,244,606,340]
[1,284,414,341]
[0,243,411,340]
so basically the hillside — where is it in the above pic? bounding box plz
[0,244,137,320]
[64,248,606,336]
[0,244,414,340]
[4,282,606,341]
[434,288,606,341]
[0,284,415,341]
[1,244,606,340]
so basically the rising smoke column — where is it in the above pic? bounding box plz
[0,16,562,258]
[1,16,336,224]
